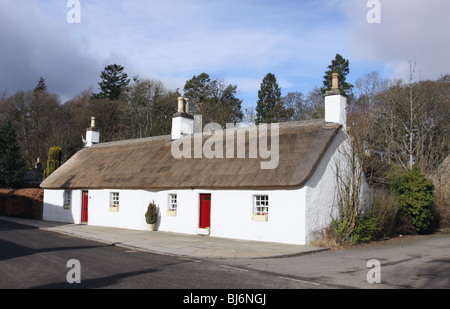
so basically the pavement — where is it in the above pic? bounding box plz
[0,216,328,259]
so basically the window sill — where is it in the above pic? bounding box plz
[253,214,268,222]
[167,210,177,217]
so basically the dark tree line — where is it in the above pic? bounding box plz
[0,66,246,175]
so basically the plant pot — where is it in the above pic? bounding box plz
[146,224,155,231]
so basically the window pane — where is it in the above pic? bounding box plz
[111,193,119,206]
[64,190,71,207]
[169,194,177,211]
[254,195,269,215]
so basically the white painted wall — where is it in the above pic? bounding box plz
[171,116,194,139]
[85,130,100,147]
[325,94,347,130]
[43,189,82,224]
[87,189,144,230]
[157,190,200,235]
[43,187,308,245]
[304,129,348,243]
[207,188,306,245]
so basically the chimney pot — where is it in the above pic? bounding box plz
[332,73,339,89]
[184,98,189,114]
[177,97,190,114]
[177,97,184,113]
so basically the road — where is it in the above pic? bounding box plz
[221,233,450,289]
[0,220,331,289]
[1,220,449,291]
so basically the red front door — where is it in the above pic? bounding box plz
[81,190,89,223]
[199,194,211,229]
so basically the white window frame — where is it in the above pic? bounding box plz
[168,194,177,212]
[110,192,120,212]
[63,190,72,209]
[253,195,269,216]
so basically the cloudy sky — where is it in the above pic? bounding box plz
[1,0,449,108]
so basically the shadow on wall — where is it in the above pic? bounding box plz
[0,189,43,220]
[42,201,77,224]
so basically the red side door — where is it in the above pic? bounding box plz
[199,194,211,229]
[81,190,89,223]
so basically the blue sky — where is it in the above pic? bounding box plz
[1,0,449,109]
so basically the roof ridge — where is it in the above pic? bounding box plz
[91,134,171,148]
[91,119,329,148]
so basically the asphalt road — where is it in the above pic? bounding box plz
[1,220,449,292]
[221,233,450,289]
[0,220,331,290]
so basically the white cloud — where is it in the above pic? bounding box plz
[5,0,416,107]
[342,0,450,81]
[69,0,350,104]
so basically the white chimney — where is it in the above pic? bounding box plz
[85,117,100,147]
[324,73,347,130]
[171,97,194,139]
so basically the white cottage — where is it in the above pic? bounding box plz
[41,74,354,245]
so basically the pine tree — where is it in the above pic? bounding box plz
[183,73,212,114]
[322,54,353,95]
[34,76,47,91]
[0,119,25,188]
[183,73,243,127]
[92,64,130,100]
[256,73,290,124]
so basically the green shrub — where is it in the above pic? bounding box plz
[387,165,435,234]
[352,215,381,244]
[329,218,355,243]
[145,201,158,224]
[331,214,382,245]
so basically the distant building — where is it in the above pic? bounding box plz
[24,158,43,188]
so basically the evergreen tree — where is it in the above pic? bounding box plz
[34,76,47,91]
[43,146,62,180]
[322,54,353,95]
[0,119,25,188]
[183,73,243,127]
[183,73,212,114]
[256,73,291,124]
[92,64,130,100]
[387,165,435,234]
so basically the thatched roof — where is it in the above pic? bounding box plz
[41,120,341,190]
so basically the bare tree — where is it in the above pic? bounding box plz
[122,77,178,138]
[331,132,368,242]
[371,61,449,172]
[242,105,256,125]
[281,87,325,121]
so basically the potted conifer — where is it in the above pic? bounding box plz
[145,201,158,231]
